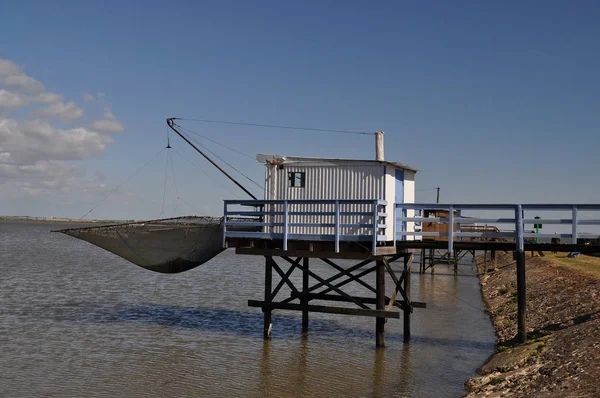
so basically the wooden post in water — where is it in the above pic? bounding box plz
[515,205,527,343]
[264,256,273,339]
[420,248,425,274]
[302,257,309,333]
[403,254,411,342]
[516,251,526,343]
[376,259,385,347]
[453,250,458,275]
[429,248,435,274]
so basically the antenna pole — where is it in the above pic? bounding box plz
[166,118,258,200]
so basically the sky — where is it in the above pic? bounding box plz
[1,1,599,221]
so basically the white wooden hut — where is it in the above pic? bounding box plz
[255,133,418,242]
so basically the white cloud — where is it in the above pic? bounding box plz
[0,89,29,110]
[82,92,94,101]
[0,118,114,198]
[90,107,124,133]
[2,74,45,93]
[0,118,112,163]
[91,119,124,133]
[0,59,21,76]
[33,92,64,104]
[0,59,44,92]
[0,89,64,110]
[0,159,78,179]
[39,101,84,123]
[0,159,81,198]
[0,58,123,200]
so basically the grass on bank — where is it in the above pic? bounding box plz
[540,253,600,280]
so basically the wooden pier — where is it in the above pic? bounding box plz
[232,238,423,347]
[224,201,600,346]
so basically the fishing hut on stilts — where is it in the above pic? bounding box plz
[57,117,600,348]
[223,132,423,347]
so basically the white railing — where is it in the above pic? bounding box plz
[224,199,388,254]
[397,204,600,252]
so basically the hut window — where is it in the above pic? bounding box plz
[288,172,305,188]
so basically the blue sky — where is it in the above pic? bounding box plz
[1,1,599,220]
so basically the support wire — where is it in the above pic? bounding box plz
[79,147,166,220]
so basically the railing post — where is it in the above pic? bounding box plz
[390,205,395,247]
[222,201,228,248]
[334,200,340,253]
[456,209,462,242]
[448,205,454,254]
[393,204,397,244]
[403,207,407,241]
[283,200,289,251]
[372,201,378,254]
[516,205,524,252]
[572,205,578,244]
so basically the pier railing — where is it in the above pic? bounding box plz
[397,204,600,252]
[223,199,388,254]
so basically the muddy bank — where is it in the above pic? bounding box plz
[465,252,600,397]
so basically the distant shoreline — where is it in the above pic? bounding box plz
[0,216,134,224]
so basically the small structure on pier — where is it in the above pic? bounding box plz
[224,132,423,347]
[256,151,418,242]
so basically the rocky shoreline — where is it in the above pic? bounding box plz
[465,252,600,397]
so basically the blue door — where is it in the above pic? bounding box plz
[395,169,404,240]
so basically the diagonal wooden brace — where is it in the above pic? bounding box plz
[384,255,413,313]
[281,258,374,303]
[281,256,370,309]
[269,257,299,301]
[320,258,376,294]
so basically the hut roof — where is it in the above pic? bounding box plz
[255,154,419,172]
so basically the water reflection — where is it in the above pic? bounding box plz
[257,340,273,397]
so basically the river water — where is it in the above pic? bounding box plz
[0,221,495,397]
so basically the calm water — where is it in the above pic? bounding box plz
[0,221,495,397]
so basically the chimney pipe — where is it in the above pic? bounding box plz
[375,131,384,161]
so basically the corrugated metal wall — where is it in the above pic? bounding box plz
[268,164,385,236]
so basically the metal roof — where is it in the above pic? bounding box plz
[255,154,419,172]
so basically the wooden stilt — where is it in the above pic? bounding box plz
[245,253,427,346]
[264,256,273,339]
[403,254,411,342]
[429,248,435,274]
[375,259,385,347]
[420,248,425,274]
[302,257,309,333]
[453,250,458,275]
[516,250,527,343]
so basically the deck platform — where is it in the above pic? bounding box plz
[223,200,600,346]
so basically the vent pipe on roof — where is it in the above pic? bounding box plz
[375,131,384,161]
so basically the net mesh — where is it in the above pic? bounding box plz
[56,216,225,273]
